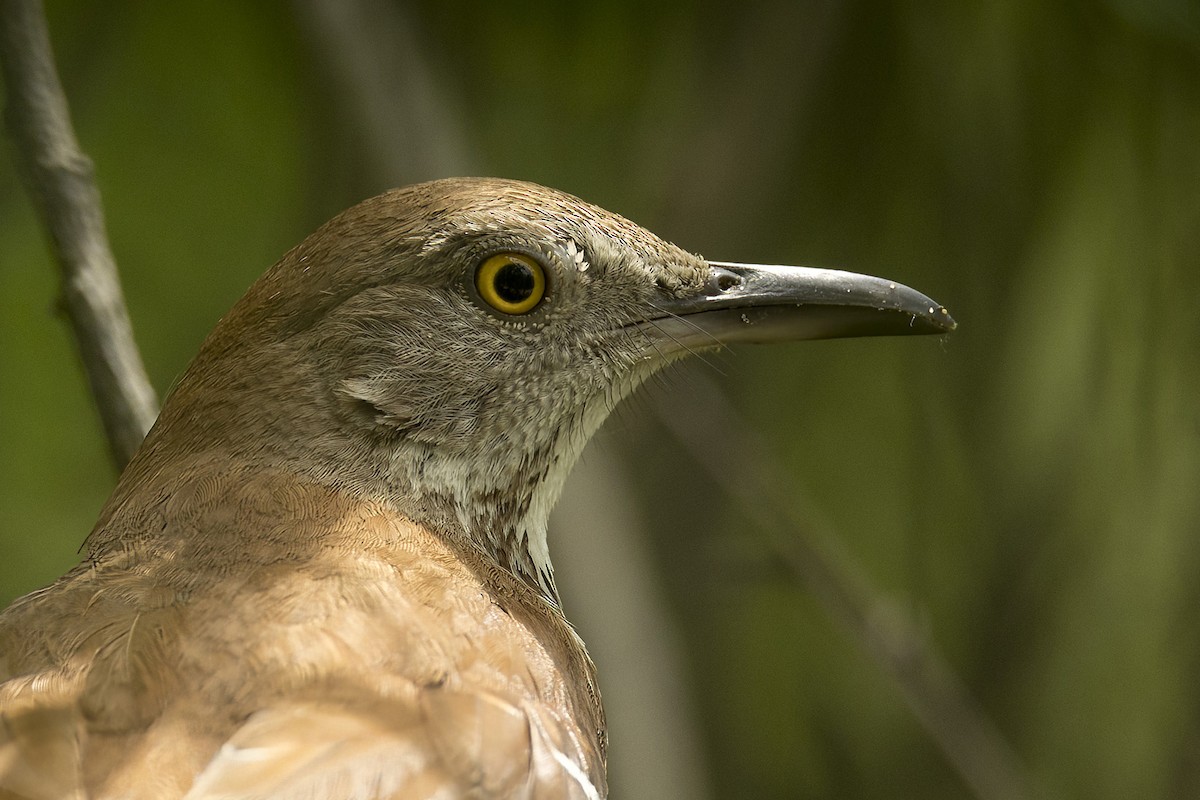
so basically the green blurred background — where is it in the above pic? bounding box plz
[2,1,1199,798]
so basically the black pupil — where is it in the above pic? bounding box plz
[494,260,535,303]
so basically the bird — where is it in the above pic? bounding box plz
[0,177,954,799]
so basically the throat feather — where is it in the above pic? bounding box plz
[448,440,564,605]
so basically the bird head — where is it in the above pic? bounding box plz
[105,178,954,603]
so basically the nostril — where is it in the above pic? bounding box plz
[715,271,742,293]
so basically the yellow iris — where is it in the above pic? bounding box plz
[475,253,546,315]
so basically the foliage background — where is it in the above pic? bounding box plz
[2,2,1199,798]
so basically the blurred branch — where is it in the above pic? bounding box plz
[293,0,473,186]
[654,373,1040,800]
[644,2,843,243]
[553,451,714,800]
[0,0,157,469]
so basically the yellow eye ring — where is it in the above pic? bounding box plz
[475,253,546,315]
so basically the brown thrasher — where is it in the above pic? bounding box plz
[0,178,953,799]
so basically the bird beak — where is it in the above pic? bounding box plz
[644,261,956,348]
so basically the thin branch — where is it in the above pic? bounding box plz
[653,373,1042,800]
[0,0,157,470]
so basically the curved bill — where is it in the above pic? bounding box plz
[644,261,956,350]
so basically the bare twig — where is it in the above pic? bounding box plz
[0,0,157,470]
[654,373,1041,800]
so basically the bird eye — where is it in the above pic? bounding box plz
[475,253,546,315]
